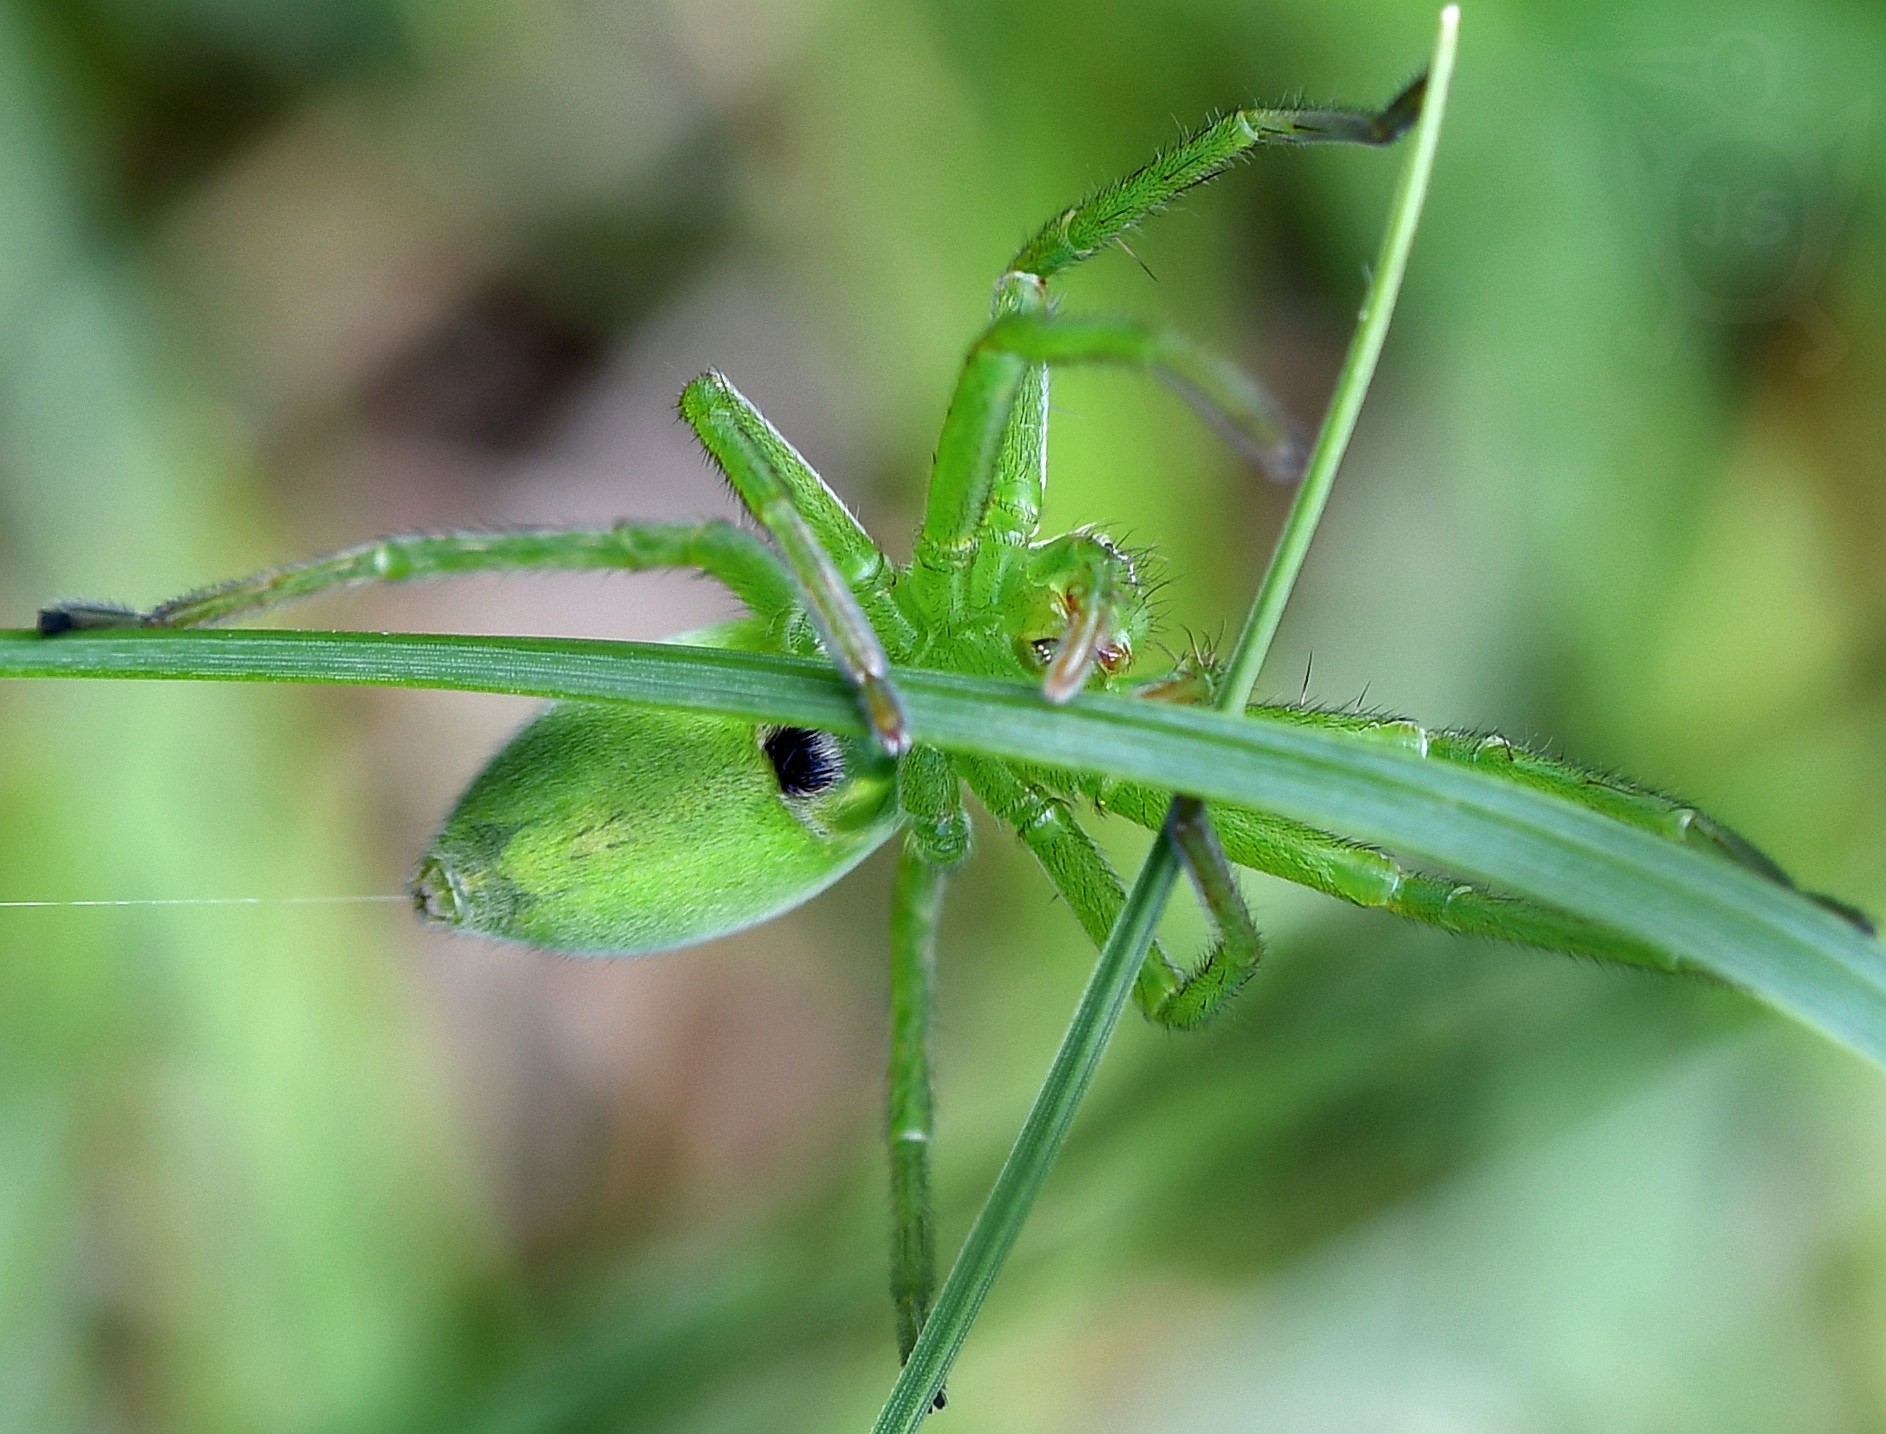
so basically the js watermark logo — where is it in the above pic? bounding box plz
[1592,33,1867,369]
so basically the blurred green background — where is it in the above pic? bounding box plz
[3,0,1884,1429]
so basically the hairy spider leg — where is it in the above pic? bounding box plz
[979,270,1052,551]
[37,520,802,634]
[882,743,966,1390]
[968,70,1429,554]
[1091,780,1688,974]
[957,757,1263,1030]
[1073,699,1875,968]
[917,316,1299,561]
[1258,707,1876,936]
[917,312,1304,698]
[1007,76,1428,282]
[888,843,943,1377]
[869,83,1433,1355]
[669,374,953,1354]
[1164,795,1268,1018]
[679,372,913,755]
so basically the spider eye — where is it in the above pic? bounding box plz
[762,726,845,798]
[1029,638,1060,666]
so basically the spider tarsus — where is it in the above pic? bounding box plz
[1810,891,1877,936]
[863,678,913,757]
[36,602,142,635]
[1374,72,1429,143]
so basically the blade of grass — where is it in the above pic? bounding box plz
[1216,15,1452,713]
[873,14,1457,1424]
[4,622,1880,1059]
[878,835,1184,1424]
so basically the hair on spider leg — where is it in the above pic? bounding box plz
[1138,569,1178,609]
[1145,636,1183,670]
[1086,524,1166,589]
[1194,620,1229,665]
[1111,235,1158,283]
[1115,535,1169,588]
[1146,626,1207,675]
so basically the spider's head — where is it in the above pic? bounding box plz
[1009,529,1153,693]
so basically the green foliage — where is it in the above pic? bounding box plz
[4,1,1886,1431]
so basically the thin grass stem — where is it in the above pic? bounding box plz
[868,11,1458,1426]
[1217,8,1458,714]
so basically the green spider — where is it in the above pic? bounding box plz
[36,66,1869,1388]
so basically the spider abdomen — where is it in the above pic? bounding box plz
[412,700,898,955]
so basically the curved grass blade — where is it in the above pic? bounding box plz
[876,8,1461,1422]
[3,624,1878,1061]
